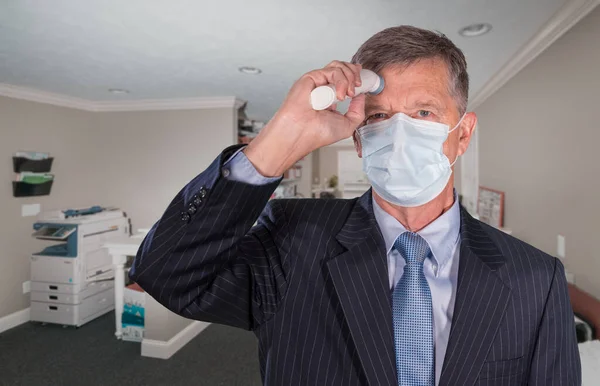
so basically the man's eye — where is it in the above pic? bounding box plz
[365,113,388,124]
[417,110,432,118]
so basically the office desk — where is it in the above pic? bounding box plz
[103,232,146,339]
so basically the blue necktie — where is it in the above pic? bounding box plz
[392,232,435,386]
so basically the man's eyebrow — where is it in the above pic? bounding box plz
[410,100,444,111]
[364,103,387,112]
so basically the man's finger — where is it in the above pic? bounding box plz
[345,94,366,127]
[326,61,358,96]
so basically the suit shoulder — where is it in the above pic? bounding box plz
[477,220,558,276]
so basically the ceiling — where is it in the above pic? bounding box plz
[0,0,568,121]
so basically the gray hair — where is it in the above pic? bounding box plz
[352,25,469,114]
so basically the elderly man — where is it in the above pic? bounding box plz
[130,26,581,385]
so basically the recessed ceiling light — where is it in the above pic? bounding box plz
[239,66,262,75]
[109,88,130,94]
[458,23,492,37]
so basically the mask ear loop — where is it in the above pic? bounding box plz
[448,113,467,167]
[448,113,466,134]
[450,155,459,167]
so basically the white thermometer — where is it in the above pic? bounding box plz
[310,69,384,110]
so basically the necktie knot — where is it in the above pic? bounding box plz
[394,232,431,265]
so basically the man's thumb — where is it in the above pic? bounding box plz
[345,94,366,126]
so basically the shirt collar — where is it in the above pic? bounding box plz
[372,191,461,269]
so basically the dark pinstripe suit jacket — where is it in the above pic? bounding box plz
[131,145,581,386]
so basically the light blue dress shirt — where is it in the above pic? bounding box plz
[372,195,460,385]
[224,149,461,385]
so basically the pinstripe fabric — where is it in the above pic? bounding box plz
[130,145,581,386]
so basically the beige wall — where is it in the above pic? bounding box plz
[0,96,237,332]
[1,97,94,319]
[91,108,236,230]
[475,7,600,297]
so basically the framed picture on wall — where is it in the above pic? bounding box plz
[477,186,505,228]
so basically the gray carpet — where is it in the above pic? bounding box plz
[0,312,262,386]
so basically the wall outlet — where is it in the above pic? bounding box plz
[22,281,31,294]
[557,234,566,259]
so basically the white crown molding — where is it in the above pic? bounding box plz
[93,96,244,112]
[0,83,95,111]
[0,83,244,112]
[469,0,600,110]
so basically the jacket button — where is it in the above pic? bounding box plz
[199,187,207,198]
[221,168,231,178]
[192,195,202,206]
[187,203,197,215]
[181,212,191,222]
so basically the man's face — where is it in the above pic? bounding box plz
[354,58,475,164]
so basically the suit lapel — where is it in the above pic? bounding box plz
[326,195,512,386]
[326,190,397,386]
[439,207,512,386]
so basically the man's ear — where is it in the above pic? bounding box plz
[458,112,477,156]
[353,131,362,158]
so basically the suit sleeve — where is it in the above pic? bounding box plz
[529,258,582,385]
[129,145,289,331]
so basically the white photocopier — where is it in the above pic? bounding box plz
[30,206,130,327]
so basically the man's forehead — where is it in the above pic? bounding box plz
[365,60,452,111]
[364,90,448,112]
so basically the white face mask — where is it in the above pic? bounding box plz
[357,112,464,207]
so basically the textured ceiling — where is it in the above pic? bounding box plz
[0,0,567,120]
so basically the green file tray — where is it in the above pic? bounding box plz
[12,180,53,197]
